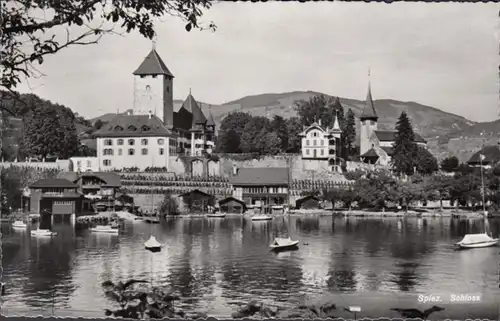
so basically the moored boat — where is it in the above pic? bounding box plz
[456,233,498,249]
[269,237,299,251]
[90,225,119,234]
[251,215,272,221]
[31,229,57,237]
[144,235,162,253]
[12,221,27,229]
[144,216,160,224]
[207,213,226,218]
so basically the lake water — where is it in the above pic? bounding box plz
[1,215,499,319]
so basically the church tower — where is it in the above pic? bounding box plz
[359,76,378,156]
[133,43,174,129]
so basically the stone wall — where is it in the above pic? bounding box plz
[0,160,70,170]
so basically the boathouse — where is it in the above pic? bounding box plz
[58,171,121,212]
[230,167,289,214]
[179,189,215,213]
[218,196,247,214]
[295,195,321,209]
[29,178,84,218]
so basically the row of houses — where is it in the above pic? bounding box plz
[24,166,322,217]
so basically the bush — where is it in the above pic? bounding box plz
[159,193,179,216]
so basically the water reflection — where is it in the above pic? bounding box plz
[1,216,499,318]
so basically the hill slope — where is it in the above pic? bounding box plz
[88,91,486,161]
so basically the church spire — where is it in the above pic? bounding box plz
[332,110,341,132]
[360,68,378,121]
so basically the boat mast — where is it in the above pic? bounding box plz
[480,154,486,215]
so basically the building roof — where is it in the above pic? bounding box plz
[92,114,172,138]
[179,93,207,127]
[360,148,380,158]
[133,49,174,77]
[206,108,216,127]
[374,130,426,143]
[179,189,215,198]
[230,167,289,186]
[296,195,320,202]
[218,196,246,207]
[380,146,394,156]
[298,122,329,137]
[360,84,378,120]
[30,178,78,189]
[467,145,500,165]
[59,171,122,187]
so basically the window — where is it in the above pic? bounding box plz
[158,139,165,145]
[152,75,157,78]
[313,140,317,146]
[370,121,375,125]
[320,140,324,146]
[77,161,81,166]
[128,149,135,156]
[159,148,164,155]
[54,201,72,205]
[86,160,91,167]
[128,139,135,145]
[103,149,113,156]
[118,148,123,156]
[145,85,151,91]
[128,125,137,131]
[103,159,111,166]
[117,139,124,145]
[142,126,150,132]
[141,139,148,145]
[306,149,310,155]
[114,126,123,132]
[104,139,113,146]
[141,148,148,155]
[166,86,169,93]
[320,149,324,156]
[306,140,310,146]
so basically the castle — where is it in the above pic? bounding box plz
[89,45,216,171]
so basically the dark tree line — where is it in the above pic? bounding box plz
[216,94,357,159]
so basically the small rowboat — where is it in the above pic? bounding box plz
[251,215,272,221]
[144,217,160,224]
[207,213,226,218]
[31,229,57,237]
[144,235,162,253]
[456,233,498,249]
[90,225,119,234]
[12,221,27,229]
[270,237,299,252]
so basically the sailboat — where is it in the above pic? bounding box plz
[456,154,498,249]
[144,113,163,253]
[270,161,299,252]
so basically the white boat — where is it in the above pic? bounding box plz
[144,235,162,252]
[269,237,299,251]
[31,229,57,237]
[90,225,119,234]
[251,215,272,221]
[207,213,226,218]
[456,233,498,249]
[12,221,27,228]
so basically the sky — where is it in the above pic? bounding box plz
[15,2,500,122]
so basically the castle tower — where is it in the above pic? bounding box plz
[133,42,175,129]
[359,76,378,156]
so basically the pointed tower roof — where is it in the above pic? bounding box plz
[180,92,207,126]
[360,82,378,121]
[332,111,341,132]
[206,106,216,127]
[133,49,174,77]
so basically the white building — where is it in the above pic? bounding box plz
[298,113,342,171]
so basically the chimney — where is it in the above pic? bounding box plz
[148,110,152,119]
[318,119,322,127]
[232,165,239,176]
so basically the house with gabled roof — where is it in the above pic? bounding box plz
[359,81,428,166]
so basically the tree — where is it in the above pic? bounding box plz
[342,108,356,159]
[261,131,281,155]
[217,112,252,153]
[2,0,216,91]
[391,112,418,176]
[295,94,337,128]
[415,146,438,175]
[94,119,104,130]
[440,156,459,173]
[159,193,179,216]
[271,115,289,152]
[286,117,302,153]
[1,169,22,215]
[424,174,453,211]
[239,116,270,154]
